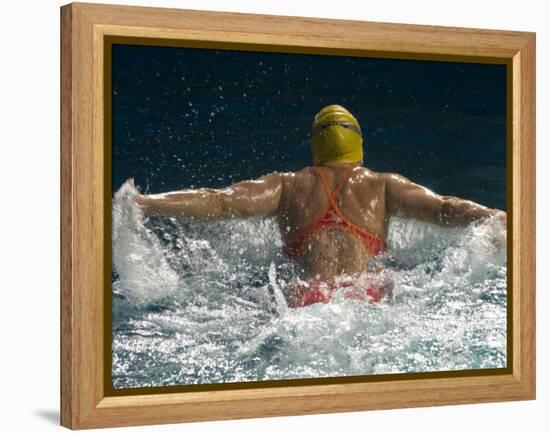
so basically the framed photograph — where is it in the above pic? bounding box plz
[60,2,536,429]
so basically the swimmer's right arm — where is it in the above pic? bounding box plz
[135,172,284,219]
[383,172,505,227]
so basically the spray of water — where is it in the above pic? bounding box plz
[111,180,507,388]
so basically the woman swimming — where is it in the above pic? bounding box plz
[135,105,506,307]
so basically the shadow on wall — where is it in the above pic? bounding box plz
[34,409,59,425]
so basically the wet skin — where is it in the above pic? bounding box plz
[135,162,506,281]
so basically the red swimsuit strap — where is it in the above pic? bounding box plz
[283,167,386,258]
[314,166,350,211]
[315,167,385,253]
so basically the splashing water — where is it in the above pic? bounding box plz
[111,180,507,388]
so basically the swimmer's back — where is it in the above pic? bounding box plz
[277,165,388,279]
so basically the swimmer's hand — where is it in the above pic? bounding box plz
[480,210,507,249]
[134,193,151,215]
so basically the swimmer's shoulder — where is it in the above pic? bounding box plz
[275,166,385,188]
[349,166,388,187]
[264,166,395,190]
[276,167,315,186]
[254,168,309,195]
[353,168,416,196]
[267,167,317,199]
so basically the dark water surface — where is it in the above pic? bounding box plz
[112,44,506,210]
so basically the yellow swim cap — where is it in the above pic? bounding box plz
[311,104,363,165]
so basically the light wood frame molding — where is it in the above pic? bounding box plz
[60,2,535,429]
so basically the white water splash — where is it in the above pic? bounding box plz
[111,180,507,388]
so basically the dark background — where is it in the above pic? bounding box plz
[112,44,507,210]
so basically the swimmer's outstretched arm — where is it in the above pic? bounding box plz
[383,173,506,228]
[134,172,283,219]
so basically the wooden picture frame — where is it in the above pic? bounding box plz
[60,2,536,429]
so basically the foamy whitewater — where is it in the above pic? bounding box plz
[111,180,507,388]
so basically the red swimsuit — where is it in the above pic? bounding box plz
[283,167,388,308]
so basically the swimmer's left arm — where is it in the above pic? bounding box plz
[135,172,284,219]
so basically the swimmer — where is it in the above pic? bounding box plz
[135,105,507,307]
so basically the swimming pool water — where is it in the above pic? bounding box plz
[111,180,507,389]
